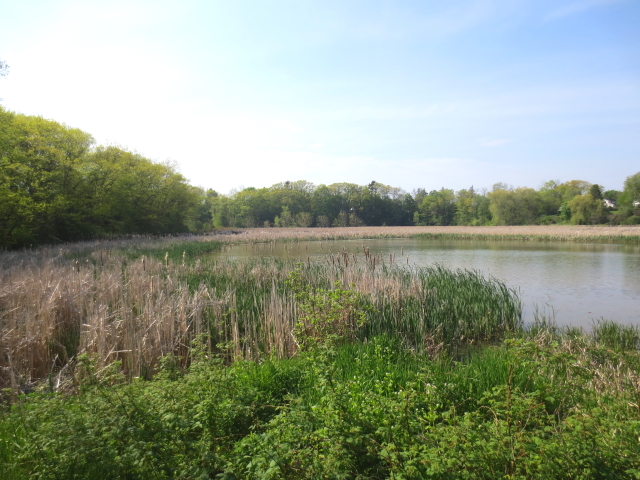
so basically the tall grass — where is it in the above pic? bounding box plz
[198,225,640,245]
[0,239,523,397]
[592,318,640,351]
[2,235,637,400]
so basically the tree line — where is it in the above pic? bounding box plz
[204,177,640,230]
[0,106,202,248]
[1,106,639,248]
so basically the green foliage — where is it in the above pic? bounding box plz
[624,171,640,202]
[558,201,572,221]
[568,193,606,225]
[286,268,368,349]
[2,103,638,244]
[2,335,640,479]
[604,189,620,202]
[232,338,640,479]
[488,187,541,225]
[1,346,311,479]
[589,183,604,200]
[414,188,456,226]
[455,187,490,226]
[0,107,202,248]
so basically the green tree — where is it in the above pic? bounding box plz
[83,147,199,234]
[567,194,605,225]
[332,211,349,227]
[623,172,640,202]
[488,187,541,225]
[414,189,456,226]
[589,184,603,201]
[603,190,620,202]
[210,195,234,227]
[295,212,314,227]
[0,110,95,246]
[311,184,339,224]
[617,172,640,221]
[538,180,565,217]
[454,186,490,225]
[185,188,217,231]
[274,205,294,227]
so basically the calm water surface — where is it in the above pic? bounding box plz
[218,238,640,328]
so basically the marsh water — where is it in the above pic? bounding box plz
[217,238,640,328]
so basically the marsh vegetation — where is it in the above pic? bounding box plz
[1,234,639,478]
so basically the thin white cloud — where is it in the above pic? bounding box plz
[546,0,628,20]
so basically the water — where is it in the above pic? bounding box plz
[217,238,640,328]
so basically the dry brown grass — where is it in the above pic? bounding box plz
[210,225,640,243]
[0,240,522,397]
[0,253,221,395]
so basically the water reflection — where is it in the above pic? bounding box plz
[217,238,640,327]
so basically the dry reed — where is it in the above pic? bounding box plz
[0,238,523,396]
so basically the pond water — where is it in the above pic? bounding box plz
[217,238,640,328]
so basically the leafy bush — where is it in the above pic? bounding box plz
[0,350,310,479]
[286,268,368,350]
[2,336,640,479]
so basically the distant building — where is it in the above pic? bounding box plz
[633,200,640,208]
[603,199,616,208]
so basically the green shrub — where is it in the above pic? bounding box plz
[286,268,368,350]
[3,335,640,479]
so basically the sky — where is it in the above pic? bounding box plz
[1,0,639,194]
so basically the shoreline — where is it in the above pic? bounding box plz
[211,225,640,244]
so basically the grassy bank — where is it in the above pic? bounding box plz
[1,237,639,478]
[1,329,639,479]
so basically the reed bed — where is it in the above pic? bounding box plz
[209,225,640,244]
[0,238,524,397]
[3,228,637,398]
[3,224,638,271]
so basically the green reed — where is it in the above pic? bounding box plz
[592,318,640,351]
[174,258,523,360]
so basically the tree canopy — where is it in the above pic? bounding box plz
[2,105,639,248]
[0,107,200,248]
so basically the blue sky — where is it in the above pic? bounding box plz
[1,0,638,194]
